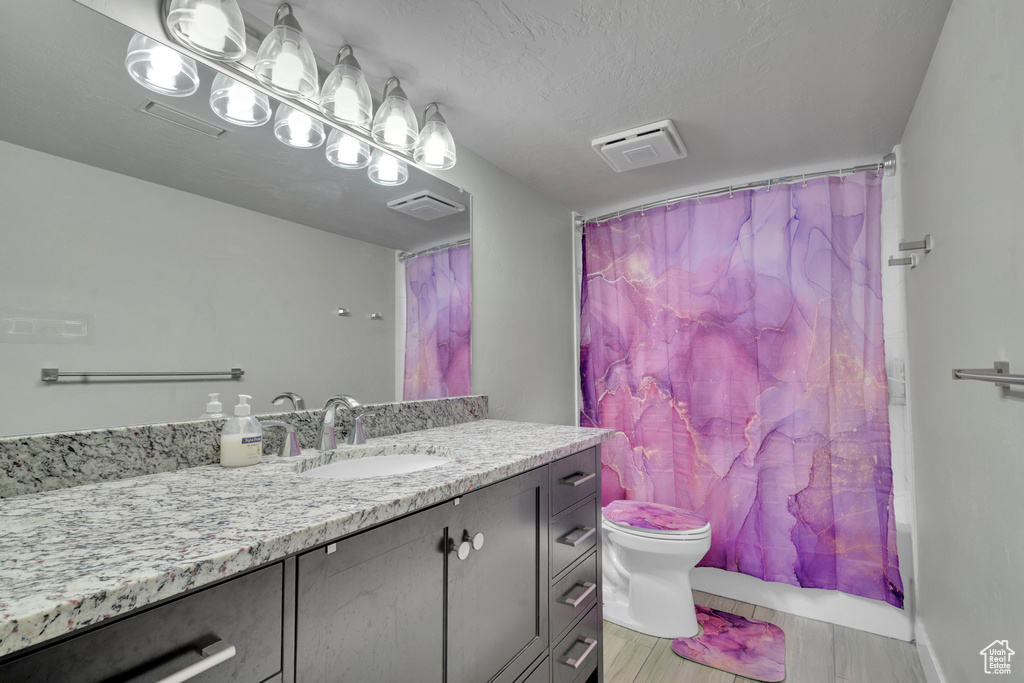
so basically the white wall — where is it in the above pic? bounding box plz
[899,1,1024,680]
[439,148,577,426]
[0,140,396,435]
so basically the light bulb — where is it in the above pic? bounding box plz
[325,129,371,169]
[191,3,230,52]
[384,113,407,147]
[379,154,399,182]
[423,133,447,167]
[274,104,325,148]
[149,45,185,89]
[273,41,304,93]
[320,46,372,127]
[125,33,199,97]
[368,149,408,186]
[331,85,361,122]
[210,73,271,126]
[371,78,419,152]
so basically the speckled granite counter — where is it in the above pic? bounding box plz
[0,419,612,658]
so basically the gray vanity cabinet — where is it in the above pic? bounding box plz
[295,466,549,683]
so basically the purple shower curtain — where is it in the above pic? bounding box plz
[580,172,903,607]
[403,244,471,401]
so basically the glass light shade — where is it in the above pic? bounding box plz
[209,73,271,127]
[414,105,457,169]
[319,47,372,127]
[254,4,319,99]
[273,104,325,148]
[368,149,408,186]
[165,0,246,61]
[125,33,199,97]
[325,129,371,169]
[371,78,419,152]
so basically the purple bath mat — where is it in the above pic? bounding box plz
[671,605,785,682]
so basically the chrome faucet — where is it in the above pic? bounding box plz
[315,395,362,451]
[261,420,302,457]
[272,392,306,411]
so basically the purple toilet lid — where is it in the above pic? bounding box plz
[603,500,709,533]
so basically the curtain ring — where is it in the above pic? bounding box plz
[728,185,734,198]
[766,179,772,192]
[801,174,807,188]
[839,168,845,182]
[640,204,646,216]
[696,191,702,204]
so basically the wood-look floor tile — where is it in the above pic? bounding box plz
[633,639,737,683]
[734,605,834,683]
[692,589,757,619]
[603,630,655,683]
[603,620,659,649]
[833,623,926,683]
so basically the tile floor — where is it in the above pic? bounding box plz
[603,590,927,683]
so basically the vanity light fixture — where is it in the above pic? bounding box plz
[319,46,373,127]
[254,3,319,99]
[414,103,457,170]
[124,32,199,97]
[326,128,371,169]
[164,0,247,62]
[209,73,272,126]
[274,104,325,148]
[371,78,419,153]
[367,149,408,186]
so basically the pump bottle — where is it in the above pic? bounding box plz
[220,395,263,467]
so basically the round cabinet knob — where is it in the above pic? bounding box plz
[449,538,471,561]
[471,532,484,551]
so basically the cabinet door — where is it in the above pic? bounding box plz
[448,467,549,683]
[295,503,450,683]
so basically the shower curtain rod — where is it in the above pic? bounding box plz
[398,238,471,263]
[579,153,897,227]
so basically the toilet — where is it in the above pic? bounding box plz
[601,500,712,638]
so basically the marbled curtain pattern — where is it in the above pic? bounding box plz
[580,172,903,607]
[404,244,472,401]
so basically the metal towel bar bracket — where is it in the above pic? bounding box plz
[42,368,244,382]
[952,361,1024,388]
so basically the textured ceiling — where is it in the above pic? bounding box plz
[0,0,470,253]
[238,0,951,216]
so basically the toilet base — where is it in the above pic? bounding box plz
[602,576,701,639]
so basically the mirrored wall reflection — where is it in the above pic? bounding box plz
[0,0,471,438]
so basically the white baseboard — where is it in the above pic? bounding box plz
[914,618,947,683]
[690,567,914,641]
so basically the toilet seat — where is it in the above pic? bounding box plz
[602,500,711,540]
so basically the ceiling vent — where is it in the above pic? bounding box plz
[591,119,687,172]
[137,101,226,139]
[387,191,466,221]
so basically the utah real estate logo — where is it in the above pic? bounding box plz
[980,640,1015,675]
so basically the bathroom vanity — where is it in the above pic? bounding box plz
[0,419,609,683]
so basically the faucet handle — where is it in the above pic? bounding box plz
[347,410,377,446]
[261,420,302,457]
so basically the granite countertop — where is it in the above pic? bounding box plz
[0,419,612,658]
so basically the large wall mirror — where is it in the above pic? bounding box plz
[0,0,472,437]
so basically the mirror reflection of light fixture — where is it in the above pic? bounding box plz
[319,46,372,127]
[371,78,419,153]
[164,0,247,62]
[274,104,326,148]
[124,33,199,97]
[414,103,457,170]
[254,3,319,99]
[209,73,271,127]
[325,129,371,169]
[367,149,408,186]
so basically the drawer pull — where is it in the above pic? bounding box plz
[560,636,598,669]
[155,640,236,683]
[558,525,596,547]
[559,581,596,608]
[559,471,596,487]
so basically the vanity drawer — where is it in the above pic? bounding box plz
[551,605,600,683]
[516,656,551,683]
[550,447,598,515]
[0,563,284,683]
[550,551,598,640]
[551,497,598,578]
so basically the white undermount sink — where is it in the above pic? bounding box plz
[300,451,450,481]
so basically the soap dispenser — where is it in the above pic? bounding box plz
[220,395,263,468]
[202,393,227,419]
